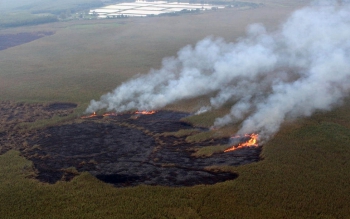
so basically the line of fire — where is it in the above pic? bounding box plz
[81,110,259,152]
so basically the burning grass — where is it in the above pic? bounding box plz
[1,81,350,218]
[1,104,350,218]
[19,109,261,187]
[0,101,263,187]
[224,133,259,152]
[1,1,348,217]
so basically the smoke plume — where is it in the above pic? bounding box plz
[86,0,350,141]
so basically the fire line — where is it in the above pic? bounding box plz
[224,133,259,152]
[135,110,156,115]
[81,111,155,119]
[80,112,97,119]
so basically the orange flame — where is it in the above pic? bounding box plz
[224,133,259,152]
[81,112,118,119]
[135,110,156,115]
[103,112,117,117]
[81,112,97,119]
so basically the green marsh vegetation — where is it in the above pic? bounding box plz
[0,0,349,218]
[1,103,349,218]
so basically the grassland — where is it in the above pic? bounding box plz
[0,3,297,103]
[1,103,349,218]
[1,1,350,218]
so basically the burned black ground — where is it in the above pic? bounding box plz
[0,102,261,187]
[0,101,76,154]
[44,102,77,111]
[22,110,261,187]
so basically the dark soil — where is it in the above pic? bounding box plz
[0,31,54,51]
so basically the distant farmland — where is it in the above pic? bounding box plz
[89,1,245,18]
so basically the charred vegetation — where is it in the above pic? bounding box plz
[0,102,261,187]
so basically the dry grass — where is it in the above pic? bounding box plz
[162,129,201,137]
[191,144,229,157]
[0,5,298,105]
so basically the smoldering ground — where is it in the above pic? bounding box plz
[87,0,350,142]
[11,108,261,186]
[1,102,262,186]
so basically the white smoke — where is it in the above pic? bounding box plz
[195,106,212,115]
[86,0,350,141]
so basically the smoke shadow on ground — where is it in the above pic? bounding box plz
[0,31,54,51]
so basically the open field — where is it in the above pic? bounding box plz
[0,4,299,104]
[1,0,350,218]
[1,101,350,218]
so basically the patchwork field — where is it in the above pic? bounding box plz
[89,1,225,18]
[1,1,350,218]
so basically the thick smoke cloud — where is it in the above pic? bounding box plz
[87,0,350,141]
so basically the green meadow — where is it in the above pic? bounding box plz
[1,0,350,218]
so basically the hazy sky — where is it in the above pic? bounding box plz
[0,0,40,11]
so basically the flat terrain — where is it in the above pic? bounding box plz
[4,106,260,187]
[0,31,54,51]
[2,1,350,218]
[0,4,299,104]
